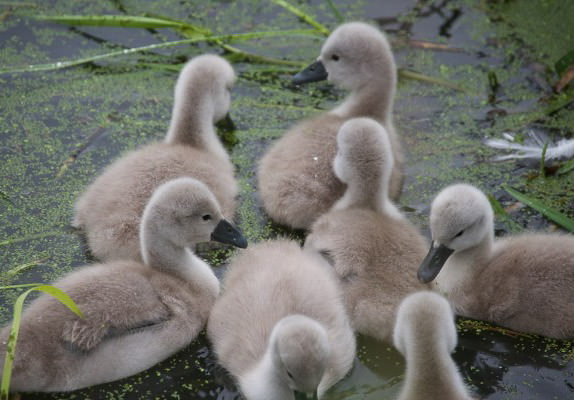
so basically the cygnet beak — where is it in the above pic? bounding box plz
[211,219,248,249]
[292,60,328,85]
[417,242,454,283]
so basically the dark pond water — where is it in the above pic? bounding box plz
[1,0,573,399]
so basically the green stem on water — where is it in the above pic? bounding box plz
[0,230,68,246]
[0,30,320,74]
[504,186,574,233]
[0,283,44,290]
[398,68,470,93]
[270,0,330,36]
[1,285,83,399]
[0,259,46,283]
[325,0,344,23]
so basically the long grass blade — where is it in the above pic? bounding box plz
[0,30,320,74]
[0,284,44,290]
[325,0,344,23]
[487,194,523,233]
[399,68,470,93]
[37,15,195,30]
[270,0,330,36]
[504,186,574,232]
[1,285,83,399]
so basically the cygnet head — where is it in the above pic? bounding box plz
[333,117,393,186]
[418,184,493,283]
[140,177,247,264]
[272,315,329,397]
[293,22,396,92]
[393,291,457,357]
[174,54,236,123]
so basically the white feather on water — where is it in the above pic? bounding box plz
[485,131,574,162]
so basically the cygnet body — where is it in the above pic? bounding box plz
[73,54,238,261]
[393,291,473,400]
[2,178,247,392]
[207,240,355,400]
[258,22,404,229]
[305,118,427,342]
[418,183,574,339]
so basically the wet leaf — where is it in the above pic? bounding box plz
[504,186,574,232]
[1,285,82,399]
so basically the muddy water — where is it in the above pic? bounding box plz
[0,0,573,399]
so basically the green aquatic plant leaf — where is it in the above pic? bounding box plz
[1,285,82,399]
[270,0,330,36]
[504,186,574,232]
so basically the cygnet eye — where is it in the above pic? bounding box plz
[331,54,340,61]
[454,230,464,238]
[202,214,212,221]
[286,370,294,379]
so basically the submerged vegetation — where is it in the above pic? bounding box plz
[0,0,573,398]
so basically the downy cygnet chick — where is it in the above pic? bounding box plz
[1,177,247,392]
[207,240,355,400]
[393,291,473,400]
[258,22,404,229]
[305,118,427,342]
[418,183,574,339]
[73,54,238,262]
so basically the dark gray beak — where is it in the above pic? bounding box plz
[292,60,328,85]
[417,242,454,283]
[211,219,247,249]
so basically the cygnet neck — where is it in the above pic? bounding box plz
[334,164,401,218]
[333,74,395,125]
[240,341,294,400]
[165,84,229,162]
[140,222,219,297]
[451,223,495,273]
[401,338,468,400]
